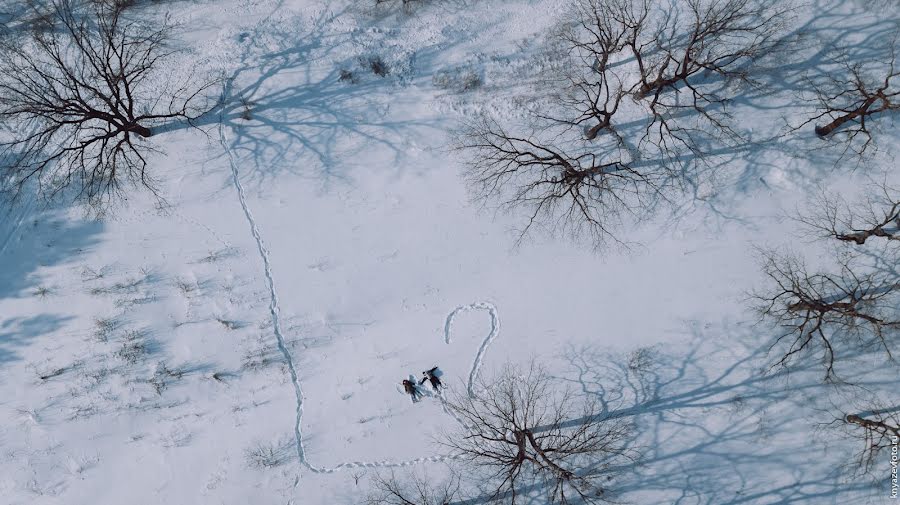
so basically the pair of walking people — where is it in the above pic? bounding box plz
[401,366,442,403]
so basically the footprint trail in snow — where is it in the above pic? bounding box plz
[219,119,500,476]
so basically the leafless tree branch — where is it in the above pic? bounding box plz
[845,409,900,474]
[464,0,793,249]
[753,248,900,379]
[555,0,791,148]
[441,362,635,504]
[0,0,215,209]
[797,181,900,245]
[459,118,668,249]
[366,469,460,505]
[793,33,900,160]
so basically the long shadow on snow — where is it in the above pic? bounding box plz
[567,0,900,237]
[0,182,102,368]
[571,323,889,504]
[159,7,482,191]
[450,319,890,505]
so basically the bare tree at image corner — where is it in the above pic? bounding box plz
[844,408,900,474]
[0,0,215,209]
[795,34,900,160]
[464,0,793,250]
[441,362,634,505]
[366,469,460,505]
[796,181,900,246]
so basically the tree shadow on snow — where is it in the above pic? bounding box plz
[153,7,465,192]
[675,0,900,226]
[156,6,500,193]
[0,314,76,369]
[448,318,889,505]
[515,0,900,243]
[554,320,886,505]
[0,183,103,368]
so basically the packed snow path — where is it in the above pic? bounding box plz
[218,119,501,475]
[444,302,501,398]
[218,120,308,475]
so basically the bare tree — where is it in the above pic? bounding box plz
[845,409,900,474]
[555,0,790,145]
[784,181,900,468]
[366,469,460,505]
[631,0,789,98]
[553,0,645,140]
[754,249,900,378]
[0,0,213,208]
[797,181,899,246]
[755,179,900,378]
[460,118,667,249]
[633,0,792,166]
[464,0,792,249]
[441,362,634,504]
[795,34,900,159]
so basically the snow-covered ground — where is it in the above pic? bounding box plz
[1,0,897,503]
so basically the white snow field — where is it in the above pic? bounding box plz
[0,0,897,503]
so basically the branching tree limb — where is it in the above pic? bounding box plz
[795,34,900,159]
[556,0,790,145]
[797,181,900,245]
[460,119,667,249]
[0,0,214,208]
[754,249,900,378]
[441,362,634,504]
[845,408,900,474]
[465,0,792,249]
[632,0,789,98]
[756,180,900,378]
[366,469,460,505]
[554,0,646,140]
[761,180,900,471]
[633,0,791,162]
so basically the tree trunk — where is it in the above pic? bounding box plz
[524,430,574,479]
[847,414,900,437]
[127,123,153,138]
[815,96,879,137]
[635,74,681,100]
[585,118,611,140]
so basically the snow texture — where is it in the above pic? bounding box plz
[0,0,897,503]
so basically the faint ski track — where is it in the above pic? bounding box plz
[218,117,500,475]
[0,193,34,259]
[169,210,233,250]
